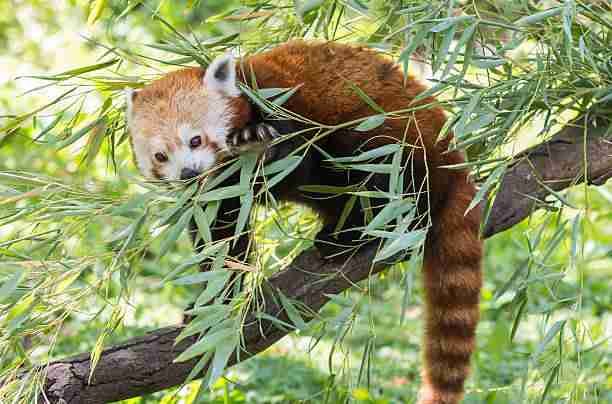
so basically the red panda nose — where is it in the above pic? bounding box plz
[180,168,200,180]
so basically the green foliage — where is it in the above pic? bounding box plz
[0,1,610,403]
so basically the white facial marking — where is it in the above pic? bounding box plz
[125,88,134,112]
[130,133,154,178]
[130,106,234,181]
[127,53,244,181]
[202,92,231,150]
[171,145,216,178]
[178,123,198,145]
[160,123,216,180]
[200,53,242,152]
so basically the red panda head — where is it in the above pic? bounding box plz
[126,54,252,181]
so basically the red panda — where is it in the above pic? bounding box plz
[127,40,483,404]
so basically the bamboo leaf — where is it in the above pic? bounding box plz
[346,81,385,113]
[532,320,566,362]
[324,293,354,307]
[193,204,212,243]
[263,155,302,176]
[175,306,231,343]
[354,114,386,132]
[159,208,193,257]
[160,242,226,284]
[569,213,581,268]
[204,160,242,191]
[441,23,477,79]
[271,84,303,107]
[55,118,104,150]
[374,230,426,263]
[195,249,230,306]
[465,164,505,214]
[334,195,357,234]
[432,24,456,74]
[278,292,308,330]
[21,59,119,81]
[83,118,107,165]
[540,363,561,404]
[398,26,430,76]
[257,87,293,99]
[174,327,234,363]
[346,163,393,174]
[472,57,507,69]
[184,352,212,385]
[365,199,414,233]
[254,312,295,331]
[264,156,302,188]
[159,183,198,226]
[1,88,76,136]
[115,209,147,261]
[88,0,108,25]
[234,192,253,239]
[173,269,229,286]
[510,292,528,341]
[494,262,528,301]
[0,269,23,303]
[240,85,274,114]
[459,113,496,136]
[327,144,400,163]
[515,8,562,26]
[389,148,403,195]
[206,334,238,387]
[296,0,325,19]
[198,185,249,201]
[33,113,63,142]
[429,16,473,33]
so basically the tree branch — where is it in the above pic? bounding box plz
[39,115,611,403]
[42,248,383,403]
[483,114,612,237]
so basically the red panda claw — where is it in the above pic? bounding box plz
[231,131,240,147]
[241,128,251,142]
[264,124,280,138]
[256,125,269,141]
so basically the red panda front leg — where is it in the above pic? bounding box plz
[190,119,304,278]
[190,123,281,261]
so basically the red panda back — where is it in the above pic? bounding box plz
[240,41,483,404]
[241,41,447,158]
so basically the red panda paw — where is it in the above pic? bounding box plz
[227,123,280,155]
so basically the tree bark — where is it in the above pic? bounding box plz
[483,114,612,237]
[38,115,611,403]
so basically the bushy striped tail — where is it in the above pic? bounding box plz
[418,171,483,404]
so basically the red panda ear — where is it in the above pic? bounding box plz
[203,53,240,97]
[125,88,140,128]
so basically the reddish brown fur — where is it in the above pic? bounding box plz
[238,41,482,404]
[130,67,243,158]
[142,41,483,404]
[228,97,253,129]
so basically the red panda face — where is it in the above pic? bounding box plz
[126,55,250,181]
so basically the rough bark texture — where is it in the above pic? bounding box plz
[37,115,611,403]
[483,114,612,237]
[41,248,383,403]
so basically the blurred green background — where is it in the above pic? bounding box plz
[0,1,610,403]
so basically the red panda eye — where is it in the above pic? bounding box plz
[189,136,202,148]
[154,152,168,163]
